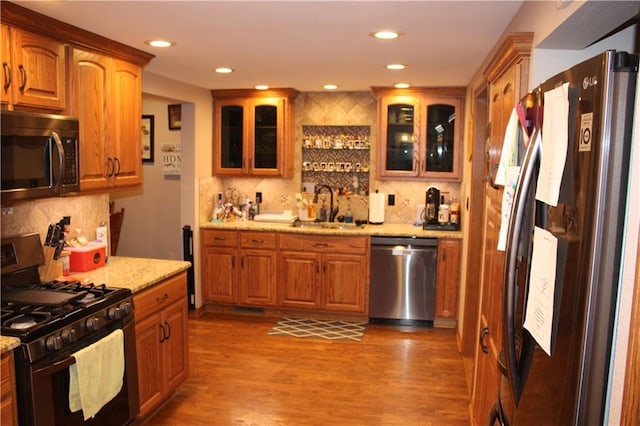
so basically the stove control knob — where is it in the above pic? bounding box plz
[61,328,77,344]
[85,317,100,331]
[107,306,123,320]
[119,302,132,316]
[45,335,63,351]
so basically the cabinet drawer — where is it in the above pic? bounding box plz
[279,233,368,254]
[240,232,276,249]
[201,230,238,247]
[134,272,187,320]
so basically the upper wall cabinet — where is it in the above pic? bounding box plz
[69,49,143,191]
[372,87,465,181]
[2,1,154,192]
[211,88,299,178]
[1,25,66,111]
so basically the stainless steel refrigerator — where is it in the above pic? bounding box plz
[496,50,638,425]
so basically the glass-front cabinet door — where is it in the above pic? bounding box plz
[377,95,420,178]
[212,88,298,177]
[374,87,463,181]
[219,101,245,171]
[422,97,462,180]
[249,98,284,175]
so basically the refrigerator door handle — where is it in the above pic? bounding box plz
[502,126,541,406]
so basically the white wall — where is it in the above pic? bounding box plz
[112,97,183,260]
[139,72,213,309]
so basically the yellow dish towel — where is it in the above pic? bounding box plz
[69,329,124,420]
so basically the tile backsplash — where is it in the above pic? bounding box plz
[1,194,110,244]
[200,91,462,225]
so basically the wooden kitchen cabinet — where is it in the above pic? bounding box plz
[238,231,277,306]
[69,48,142,191]
[201,229,278,307]
[372,87,465,181]
[1,26,66,111]
[278,234,369,314]
[211,88,299,177]
[133,272,189,420]
[435,238,461,319]
[200,229,238,304]
[470,33,531,426]
[0,352,18,426]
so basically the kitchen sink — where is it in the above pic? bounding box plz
[291,220,366,230]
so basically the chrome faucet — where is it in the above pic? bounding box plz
[313,184,337,222]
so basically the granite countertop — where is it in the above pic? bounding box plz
[201,220,463,239]
[1,256,191,354]
[66,256,192,294]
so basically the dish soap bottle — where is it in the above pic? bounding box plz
[345,204,353,223]
[319,199,327,222]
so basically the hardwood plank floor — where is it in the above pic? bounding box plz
[146,313,470,425]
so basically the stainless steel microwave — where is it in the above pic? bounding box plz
[1,110,80,203]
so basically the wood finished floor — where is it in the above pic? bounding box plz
[146,313,470,426]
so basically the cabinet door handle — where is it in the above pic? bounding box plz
[159,324,165,343]
[114,157,121,176]
[164,321,171,340]
[18,64,26,91]
[479,327,490,354]
[251,239,264,244]
[241,256,245,269]
[107,157,115,177]
[315,260,320,273]
[3,62,11,91]
[314,242,328,248]
[232,255,236,268]
[442,248,446,262]
[322,261,326,274]
[421,159,425,173]
[214,237,226,241]
[155,293,169,303]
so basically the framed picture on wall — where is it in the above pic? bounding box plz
[168,104,182,130]
[142,115,154,163]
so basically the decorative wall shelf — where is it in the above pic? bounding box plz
[302,125,370,194]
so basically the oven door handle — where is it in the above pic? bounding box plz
[33,355,76,376]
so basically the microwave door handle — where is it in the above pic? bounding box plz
[51,131,65,189]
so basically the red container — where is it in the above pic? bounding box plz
[67,242,106,272]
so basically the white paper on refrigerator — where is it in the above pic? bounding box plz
[497,165,521,251]
[523,226,558,356]
[536,82,569,206]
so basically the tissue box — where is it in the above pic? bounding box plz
[67,242,107,272]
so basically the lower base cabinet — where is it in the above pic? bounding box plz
[278,234,369,314]
[1,352,17,426]
[134,272,189,420]
[435,238,461,320]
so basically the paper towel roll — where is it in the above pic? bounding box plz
[369,192,385,224]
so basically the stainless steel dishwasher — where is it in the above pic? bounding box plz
[369,236,437,325]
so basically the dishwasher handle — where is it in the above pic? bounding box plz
[371,236,437,248]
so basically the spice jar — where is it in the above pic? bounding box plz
[450,200,460,225]
[438,196,450,225]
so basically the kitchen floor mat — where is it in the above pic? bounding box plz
[268,317,366,342]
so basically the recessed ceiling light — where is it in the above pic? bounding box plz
[323,84,338,90]
[394,83,410,89]
[145,40,174,48]
[371,31,401,40]
[215,67,233,74]
[386,64,406,70]
[255,85,269,90]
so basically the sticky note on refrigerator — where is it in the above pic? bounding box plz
[536,82,569,207]
[523,226,558,356]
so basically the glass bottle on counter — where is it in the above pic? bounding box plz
[438,195,450,225]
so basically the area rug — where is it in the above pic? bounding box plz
[268,317,366,342]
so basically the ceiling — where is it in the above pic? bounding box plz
[12,1,525,92]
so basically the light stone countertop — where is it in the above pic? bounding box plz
[66,256,192,294]
[1,256,191,354]
[200,220,463,239]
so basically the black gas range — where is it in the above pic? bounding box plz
[1,233,139,425]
